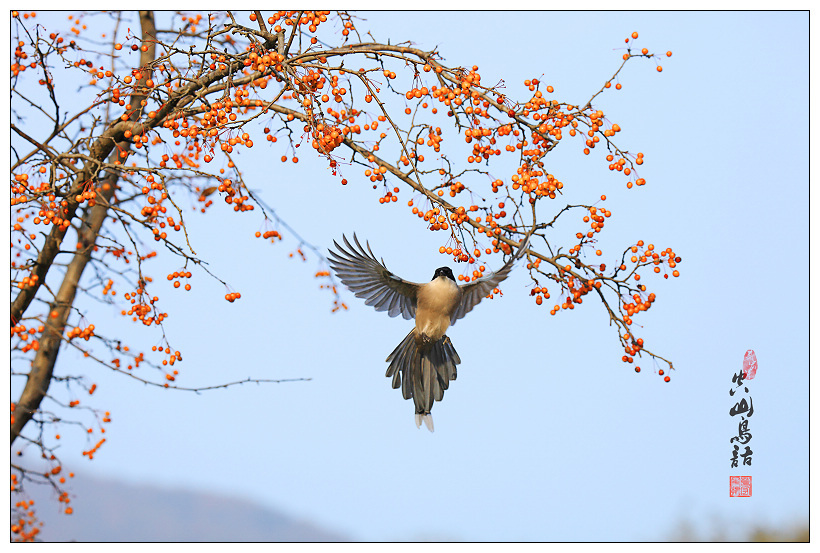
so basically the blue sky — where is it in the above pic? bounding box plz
[11,11,809,541]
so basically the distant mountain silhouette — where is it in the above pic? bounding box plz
[20,473,352,542]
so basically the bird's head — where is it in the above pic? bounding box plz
[432,266,455,282]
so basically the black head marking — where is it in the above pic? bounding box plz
[432,266,455,282]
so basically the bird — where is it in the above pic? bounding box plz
[327,233,529,431]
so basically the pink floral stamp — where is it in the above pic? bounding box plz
[742,349,758,380]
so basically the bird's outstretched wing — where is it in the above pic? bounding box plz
[450,236,530,325]
[328,234,419,320]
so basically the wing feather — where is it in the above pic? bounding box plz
[327,233,419,320]
[450,236,530,325]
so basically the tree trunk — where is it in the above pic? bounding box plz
[11,11,156,446]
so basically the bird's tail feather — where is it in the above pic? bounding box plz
[386,330,460,431]
[414,413,435,432]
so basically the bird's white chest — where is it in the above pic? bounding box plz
[415,277,461,340]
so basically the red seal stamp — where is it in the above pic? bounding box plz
[729,475,752,497]
[742,350,758,380]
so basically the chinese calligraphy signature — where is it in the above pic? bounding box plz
[729,369,753,467]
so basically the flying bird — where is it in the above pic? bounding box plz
[328,233,528,431]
